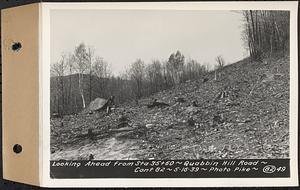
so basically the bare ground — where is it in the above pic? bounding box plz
[51,55,290,160]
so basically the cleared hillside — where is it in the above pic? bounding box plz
[51,55,290,160]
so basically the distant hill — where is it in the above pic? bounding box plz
[50,73,133,115]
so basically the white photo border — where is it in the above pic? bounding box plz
[40,1,298,187]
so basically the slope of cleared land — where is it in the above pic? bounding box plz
[51,55,290,160]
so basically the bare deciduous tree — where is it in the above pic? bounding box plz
[74,43,89,109]
[184,58,207,81]
[215,55,225,69]
[214,55,225,81]
[51,54,67,114]
[242,10,289,60]
[92,56,111,98]
[129,59,145,102]
[166,50,185,85]
[66,53,75,112]
[87,47,95,103]
[146,60,163,94]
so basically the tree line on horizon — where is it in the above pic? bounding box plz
[51,44,211,115]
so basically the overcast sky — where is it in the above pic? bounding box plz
[51,10,247,75]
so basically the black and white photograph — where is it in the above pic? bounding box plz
[0,1,297,188]
[50,8,291,161]
[41,2,299,186]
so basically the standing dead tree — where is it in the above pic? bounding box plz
[215,55,225,69]
[214,55,225,80]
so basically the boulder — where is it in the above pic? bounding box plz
[88,98,108,112]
